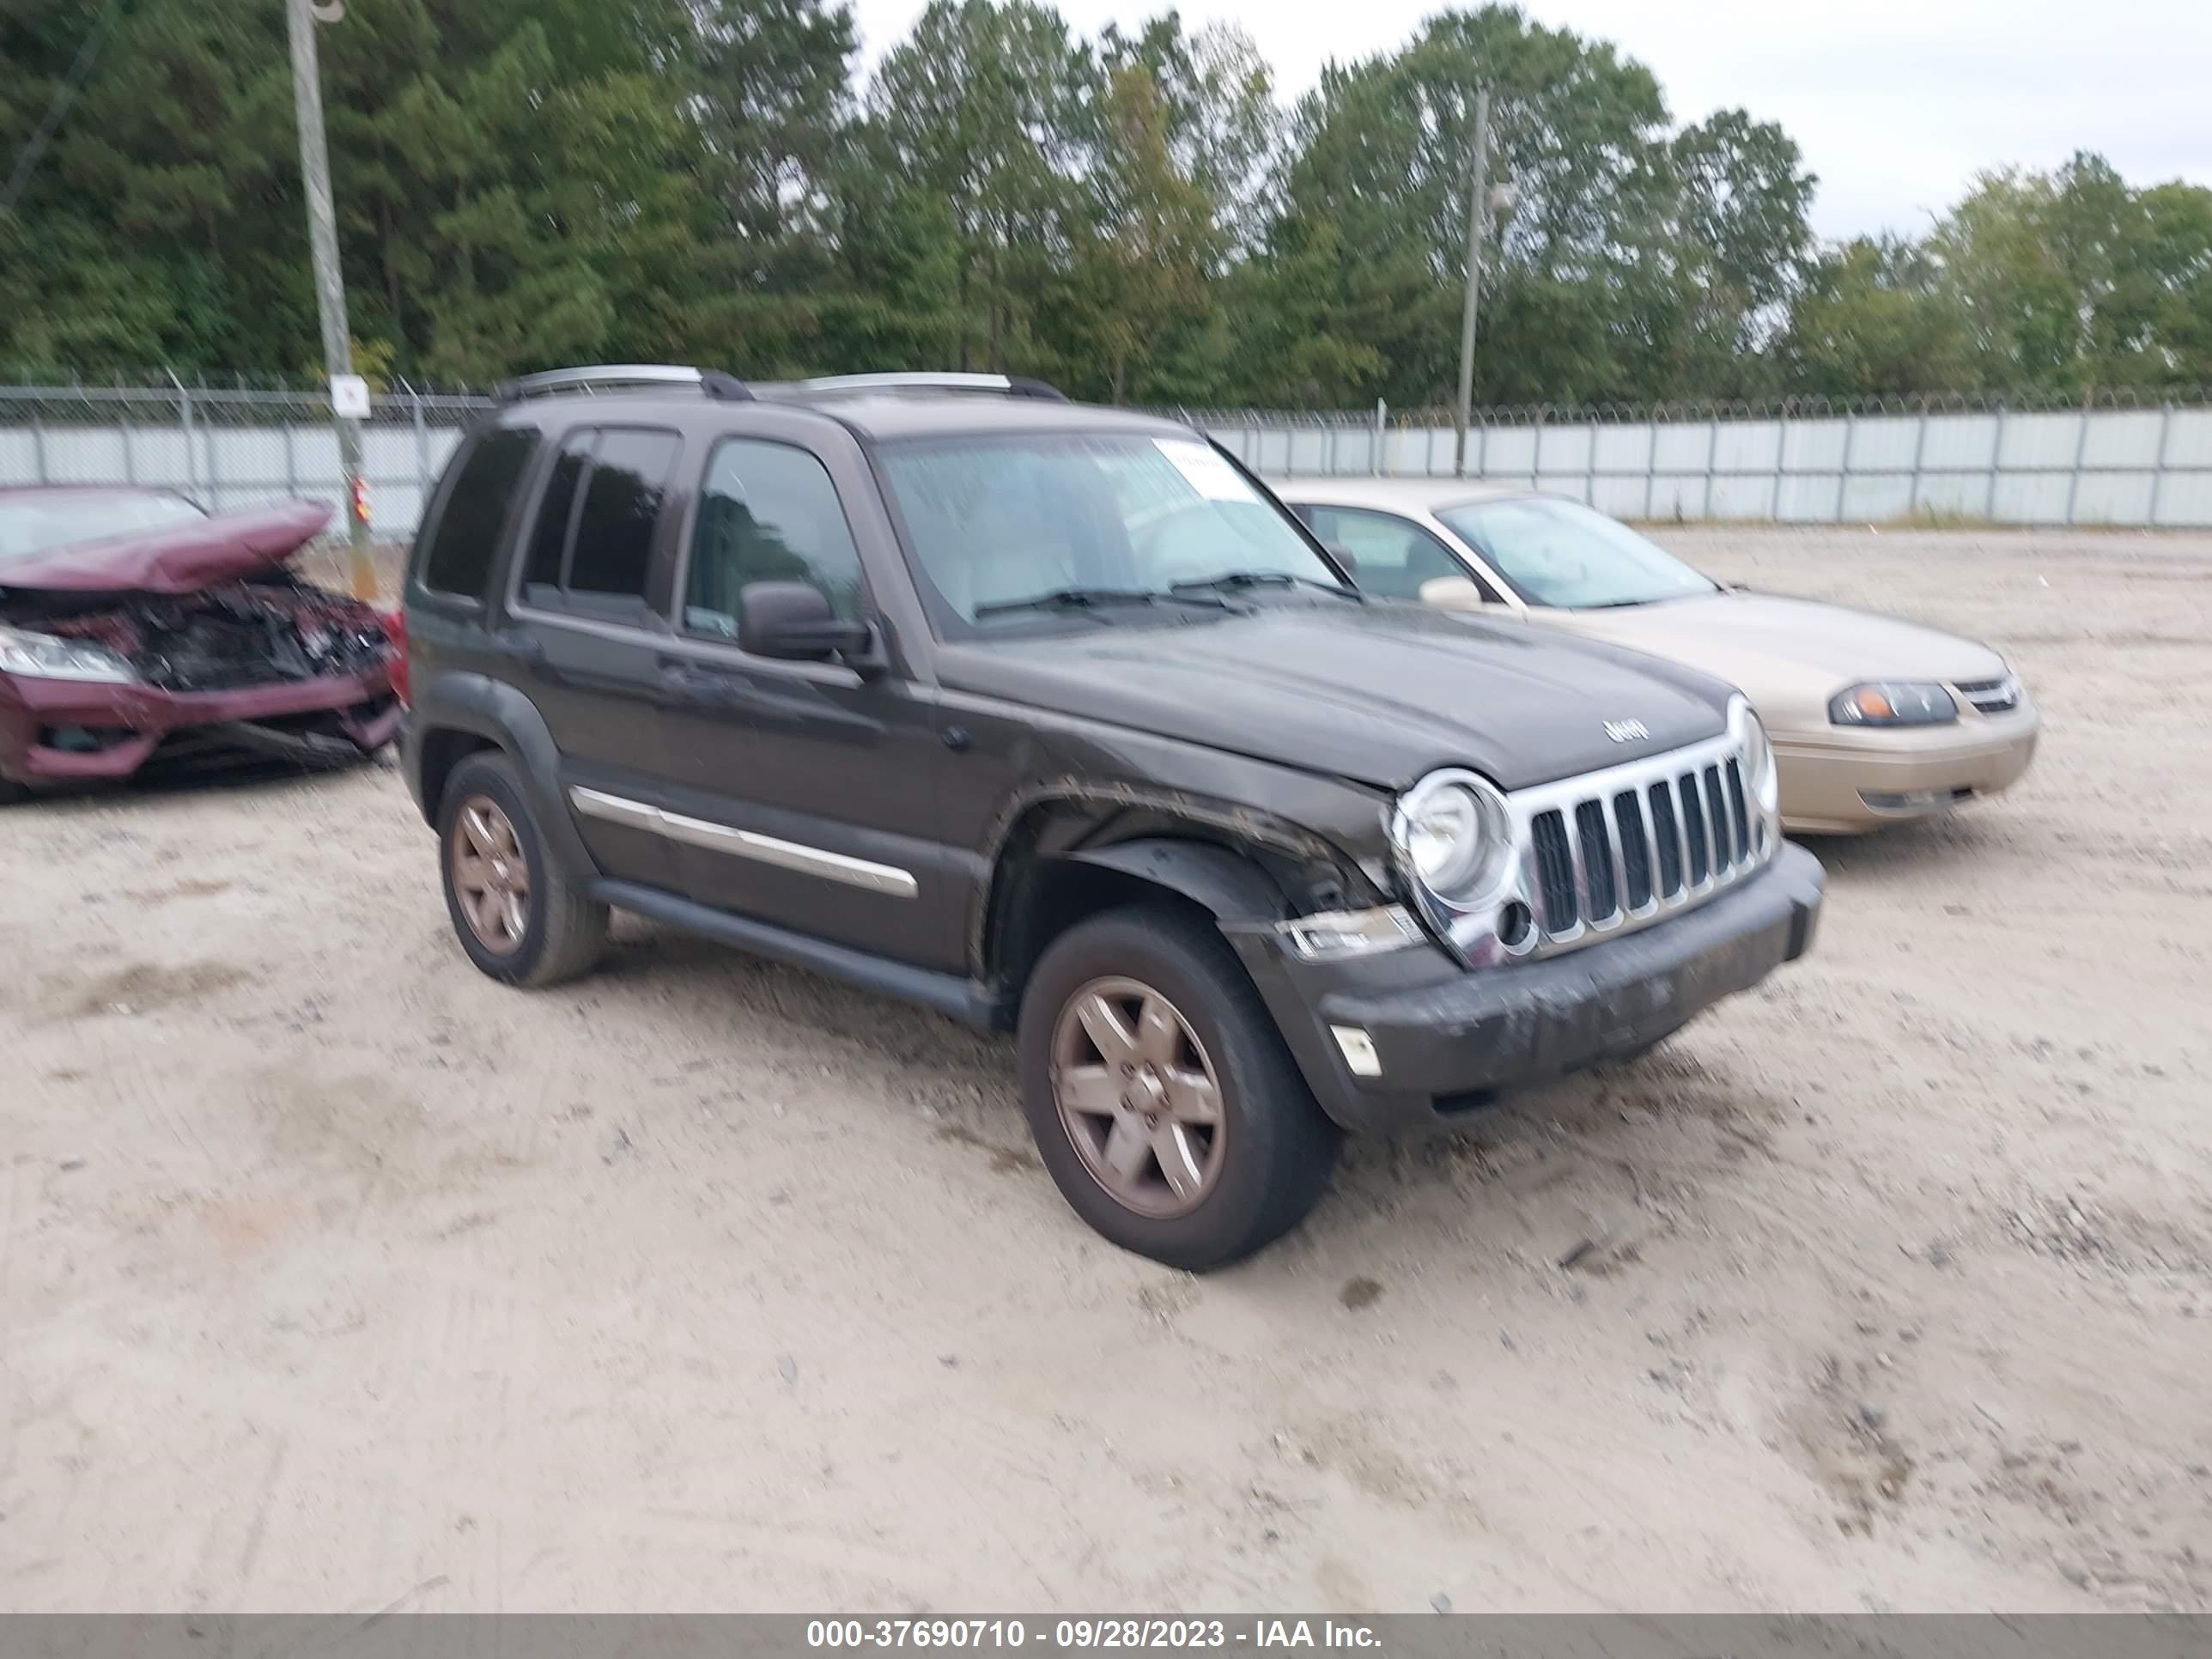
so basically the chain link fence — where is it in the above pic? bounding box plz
[4,378,2210,535]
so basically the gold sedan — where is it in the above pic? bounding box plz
[1281,479,2039,835]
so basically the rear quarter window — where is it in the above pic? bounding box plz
[416,426,538,599]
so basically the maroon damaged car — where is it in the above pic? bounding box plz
[0,486,404,803]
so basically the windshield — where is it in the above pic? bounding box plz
[875,433,1346,626]
[0,492,205,565]
[1437,496,1717,609]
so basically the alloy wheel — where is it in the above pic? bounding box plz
[450,795,531,955]
[1050,975,1226,1218]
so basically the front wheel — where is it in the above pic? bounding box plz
[1017,904,1340,1270]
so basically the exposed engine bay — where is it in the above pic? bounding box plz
[4,574,392,693]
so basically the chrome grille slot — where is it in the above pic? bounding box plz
[1680,770,1711,884]
[1702,763,1731,866]
[1647,782,1683,897]
[1726,760,1751,856]
[1531,809,1578,933]
[1477,726,1778,964]
[1613,790,1653,909]
[1956,675,2021,715]
[1575,799,1619,922]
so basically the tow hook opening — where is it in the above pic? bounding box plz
[37,725,137,755]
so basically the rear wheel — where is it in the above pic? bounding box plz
[0,775,31,807]
[1017,904,1340,1270]
[437,751,607,988]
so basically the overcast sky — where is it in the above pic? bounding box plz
[850,0,2211,241]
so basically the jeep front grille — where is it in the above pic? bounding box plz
[1510,732,1775,959]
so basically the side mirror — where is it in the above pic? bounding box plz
[1419,574,1491,612]
[738,581,874,665]
[1324,544,1358,578]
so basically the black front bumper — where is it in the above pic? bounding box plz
[1227,842,1824,1135]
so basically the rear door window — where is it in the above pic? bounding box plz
[417,426,537,599]
[514,426,680,618]
[520,434,591,597]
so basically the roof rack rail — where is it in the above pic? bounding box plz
[793,372,1069,403]
[495,364,754,404]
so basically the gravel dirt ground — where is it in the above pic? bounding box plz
[3,527,2208,1613]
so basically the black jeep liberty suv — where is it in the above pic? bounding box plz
[401,366,1824,1268]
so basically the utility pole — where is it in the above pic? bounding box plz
[1452,86,1492,480]
[285,0,377,602]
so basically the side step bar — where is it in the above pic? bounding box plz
[589,878,1000,1031]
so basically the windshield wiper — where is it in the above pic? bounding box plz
[973,586,1228,619]
[1170,570,1359,600]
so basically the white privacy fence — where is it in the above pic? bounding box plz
[1200,397,2212,527]
[3,382,2211,536]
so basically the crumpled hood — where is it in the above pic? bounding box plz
[936,600,1736,793]
[1540,591,2008,684]
[0,499,334,595]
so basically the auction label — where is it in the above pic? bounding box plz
[807,1621,1383,1650]
[1152,439,1262,502]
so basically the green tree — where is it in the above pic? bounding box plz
[1266,5,1682,404]
[1048,63,1219,404]
[691,0,857,245]
[1653,110,1815,391]
[2130,181,2212,383]
[860,0,1095,374]
[1780,235,1975,395]
[1098,15,1279,256]
[6,0,2206,407]
[1,0,308,372]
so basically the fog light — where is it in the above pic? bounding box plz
[1331,1026,1382,1078]
[1861,788,1949,813]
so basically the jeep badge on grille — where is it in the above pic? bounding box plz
[1604,719,1650,743]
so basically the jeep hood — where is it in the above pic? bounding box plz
[936,602,1735,793]
[0,499,334,595]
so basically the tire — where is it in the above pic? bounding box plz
[0,775,31,807]
[1017,903,1340,1271]
[437,750,608,988]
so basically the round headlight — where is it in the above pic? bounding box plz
[1393,771,1511,904]
[1407,787,1481,888]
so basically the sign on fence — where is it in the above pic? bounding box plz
[328,374,371,420]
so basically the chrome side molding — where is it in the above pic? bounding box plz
[568,787,918,899]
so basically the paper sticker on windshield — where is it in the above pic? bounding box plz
[1154,439,1261,503]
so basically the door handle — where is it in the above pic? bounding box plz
[659,663,738,707]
